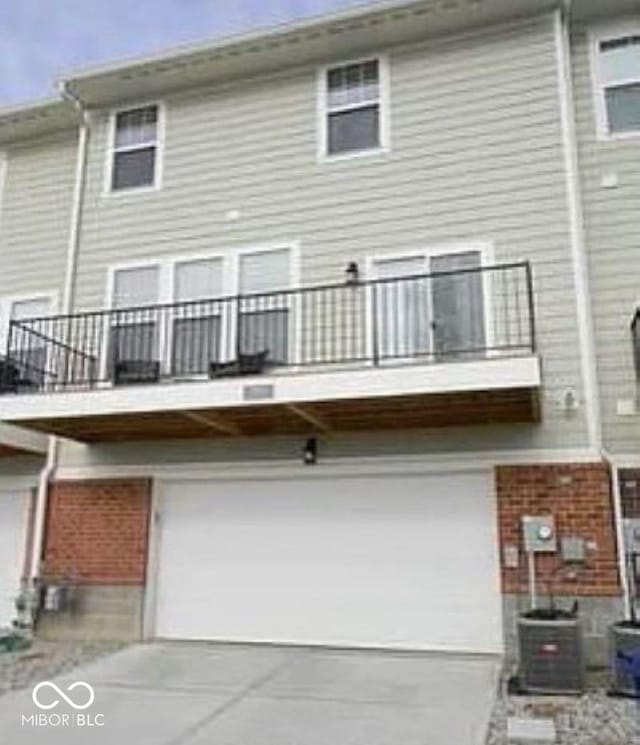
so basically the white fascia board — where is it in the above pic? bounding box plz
[0,423,48,454]
[0,356,541,423]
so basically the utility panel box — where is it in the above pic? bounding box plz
[561,536,586,563]
[522,515,557,553]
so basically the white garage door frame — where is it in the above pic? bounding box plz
[144,461,503,653]
[0,487,32,626]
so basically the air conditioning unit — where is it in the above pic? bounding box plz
[517,612,585,694]
[610,622,640,697]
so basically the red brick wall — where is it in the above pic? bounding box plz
[43,479,151,584]
[496,463,620,596]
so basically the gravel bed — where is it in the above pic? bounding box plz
[486,667,640,744]
[0,639,126,697]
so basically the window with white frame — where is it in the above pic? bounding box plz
[1,297,52,386]
[109,265,161,377]
[322,58,386,157]
[106,247,294,378]
[595,33,640,136]
[110,105,160,191]
[172,258,224,375]
[238,248,291,364]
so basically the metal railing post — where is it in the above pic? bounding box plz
[371,283,380,366]
[524,262,536,353]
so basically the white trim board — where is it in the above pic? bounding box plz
[55,448,604,485]
[0,354,541,422]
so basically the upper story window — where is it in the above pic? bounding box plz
[320,57,389,159]
[594,32,640,137]
[109,104,161,191]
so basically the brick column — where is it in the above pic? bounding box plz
[38,478,151,641]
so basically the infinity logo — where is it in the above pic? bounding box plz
[32,681,95,711]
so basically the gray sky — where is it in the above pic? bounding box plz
[0,0,374,105]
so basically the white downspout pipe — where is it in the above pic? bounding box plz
[603,449,633,620]
[28,83,90,595]
[556,2,629,620]
[555,2,601,453]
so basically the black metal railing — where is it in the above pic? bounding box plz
[1,262,535,394]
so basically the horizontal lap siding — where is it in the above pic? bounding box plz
[571,23,640,454]
[0,131,77,300]
[62,14,587,465]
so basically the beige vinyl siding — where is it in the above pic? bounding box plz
[61,13,588,466]
[0,131,76,472]
[571,21,640,455]
[0,131,77,300]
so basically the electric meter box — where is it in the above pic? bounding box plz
[522,515,557,553]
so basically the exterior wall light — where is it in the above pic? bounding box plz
[303,437,317,465]
[345,262,360,285]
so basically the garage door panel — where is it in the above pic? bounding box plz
[154,472,502,653]
[0,491,30,625]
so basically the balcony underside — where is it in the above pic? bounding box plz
[0,423,48,456]
[1,357,541,443]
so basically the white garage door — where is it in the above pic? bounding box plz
[153,471,502,653]
[0,490,30,626]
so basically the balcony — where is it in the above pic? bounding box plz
[0,262,541,442]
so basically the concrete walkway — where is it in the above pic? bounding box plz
[0,642,500,744]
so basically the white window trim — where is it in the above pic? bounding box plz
[104,100,166,195]
[105,242,301,374]
[589,19,640,141]
[317,54,391,163]
[364,242,496,361]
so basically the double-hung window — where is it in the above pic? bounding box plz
[321,58,388,158]
[594,32,640,137]
[109,105,161,191]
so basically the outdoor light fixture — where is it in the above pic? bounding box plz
[345,261,360,285]
[303,437,317,465]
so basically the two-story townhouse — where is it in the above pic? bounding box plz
[568,5,640,619]
[0,99,79,626]
[0,0,632,662]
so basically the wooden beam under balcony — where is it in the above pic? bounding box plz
[11,387,540,443]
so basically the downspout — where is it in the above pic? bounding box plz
[554,1,601,453]
[27,82,90,602]
[602,449,632,620]
[556,3,629,619]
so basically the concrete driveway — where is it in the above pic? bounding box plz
[0,642,500,744]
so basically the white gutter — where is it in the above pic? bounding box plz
[27,84,90,590]
[554,3,602,451]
